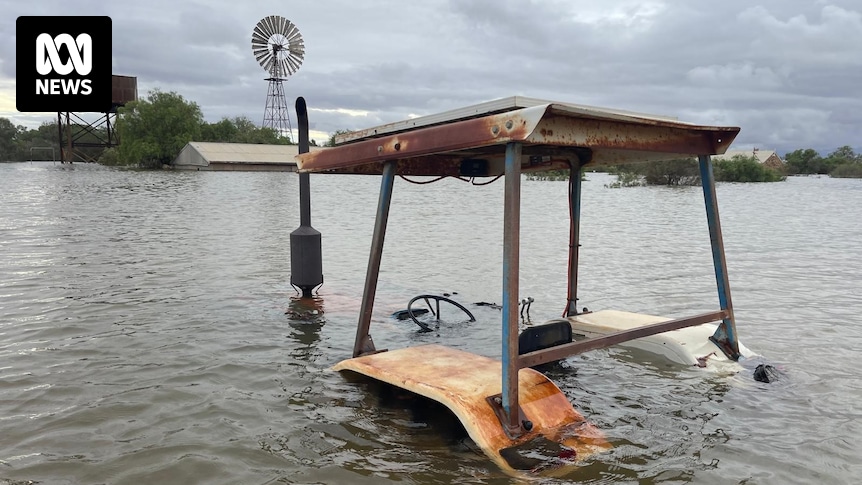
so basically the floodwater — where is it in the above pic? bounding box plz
[1,162,860,484]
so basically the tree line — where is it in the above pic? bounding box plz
[0,116,61,161]
[783,146,862,178]
[604,146,861,186]
[2,90,860,178]
[607,155,785,186]
[0,89,296,166]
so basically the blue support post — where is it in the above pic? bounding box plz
[502,142,522,434]
[699,155,741,360]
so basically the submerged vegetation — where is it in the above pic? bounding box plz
[526,169,585,181]
[603,147,862,187]
[830,163,862,178]
[714,155,786,183]
[500,147,861,186]
[600,155,786,187]
[605,169,646,188]
[516,157,783,185]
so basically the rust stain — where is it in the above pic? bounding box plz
[332,344,610,476]
[297,108,546,173]
[296,104,740,175]
[525,116,740,158]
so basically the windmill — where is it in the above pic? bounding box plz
[252,15,305,140]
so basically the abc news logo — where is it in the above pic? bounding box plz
[17,16,112,112]
[36,33,94,95]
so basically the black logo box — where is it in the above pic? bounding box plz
[16,16,112,113]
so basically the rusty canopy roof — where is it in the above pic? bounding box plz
[295,98,740,176]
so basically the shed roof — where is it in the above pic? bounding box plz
[185,142,320,164]
[713,149,781,164]
[296,97,740,176]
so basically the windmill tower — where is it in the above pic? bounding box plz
[252,16,305,140]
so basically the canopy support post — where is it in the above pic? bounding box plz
[501,142,523,436]
[353,161,397,357]
[564,160,585,317]
[699,155,740,360]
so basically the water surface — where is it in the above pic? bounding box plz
[1,162,860,484]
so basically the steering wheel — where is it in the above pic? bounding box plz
[407,294,476,332]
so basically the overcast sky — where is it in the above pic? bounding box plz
[2,0,860,155]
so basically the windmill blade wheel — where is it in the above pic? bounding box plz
[251,15,305,78]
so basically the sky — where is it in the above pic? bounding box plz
[1,0,860,155]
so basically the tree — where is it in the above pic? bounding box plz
[326,129,352,147]
[226,116,288,144]
[827,146,862,178]
[36,121,59,145]
[200,118,239,142]
[200,116,291,145]
[15,121,59,161]
[0,117,22,161]
[117,90,203,167]
[828,145,858,162]
[784,148,823,174]
[610,158,701,186]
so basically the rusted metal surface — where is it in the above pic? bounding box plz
[565,161,584,317]
[353,161,397,357]
[296,103,739,175]
[332,344,611,476]
[486,394,530,440]
[57,111,120,163]
[111,75,137,106]
[526,111,734,159]
[518,310,729,369]
[298,105,543,173]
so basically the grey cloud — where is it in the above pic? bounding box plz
[2,0,860,155]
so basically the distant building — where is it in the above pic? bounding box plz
[172,142,325,171]
[713,148,784,170]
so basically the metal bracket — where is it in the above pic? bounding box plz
[486,393,533,440]
[709,335,741,361]
[357,334,377,355]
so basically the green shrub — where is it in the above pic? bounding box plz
[643,158,700,185]
[98,147,121,166]
[830,163,862,178]
[714,155,785,182]
[611,159,700,186]
[610,158,700,187]
[609,155,786,187]
[606,170,644,188]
